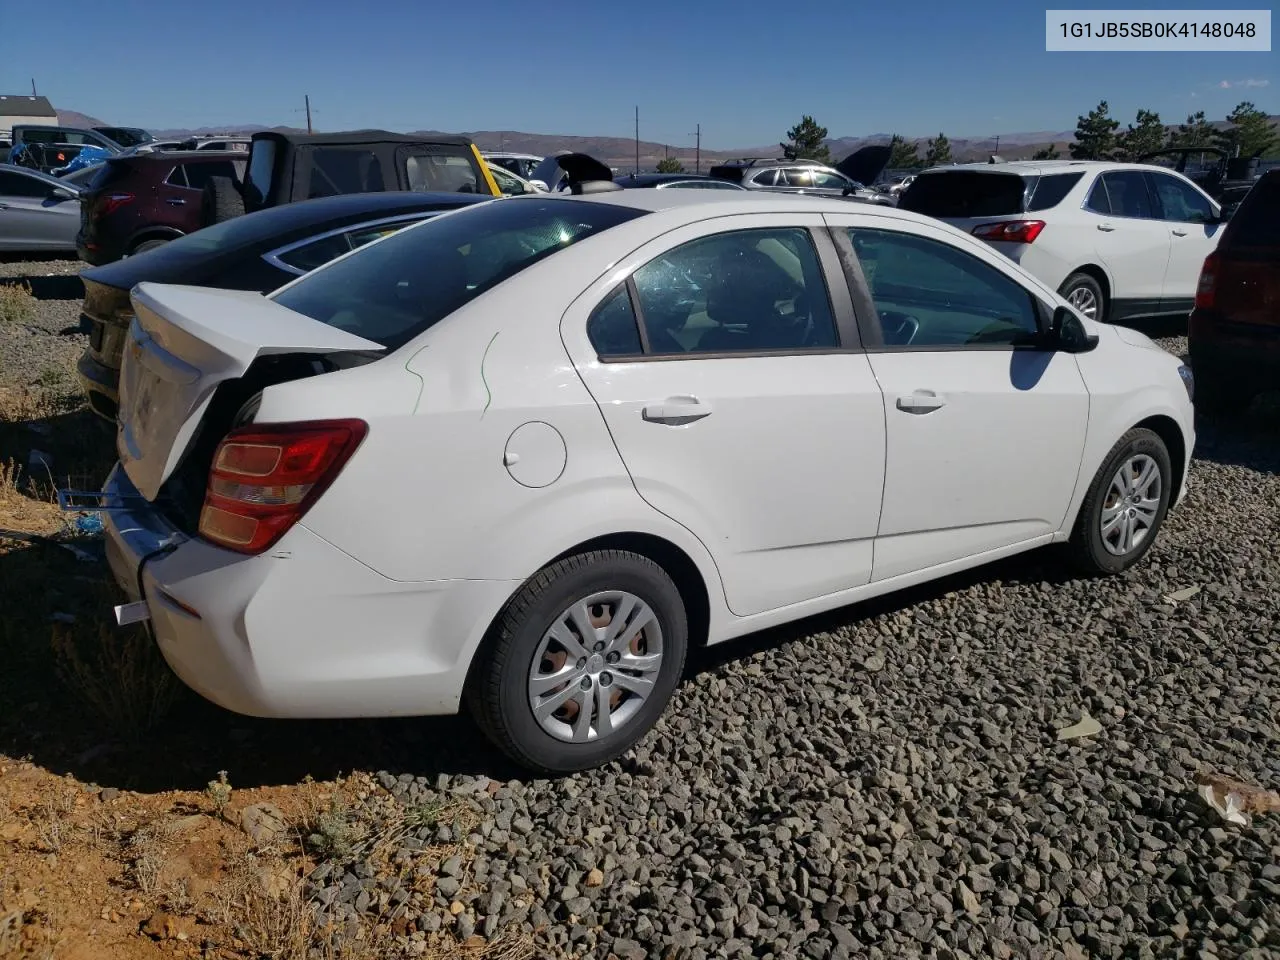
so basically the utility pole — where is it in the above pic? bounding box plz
[30,78,37,96]
[994,134,1000,154]
[304,95,313,135]
[634,106,640,174]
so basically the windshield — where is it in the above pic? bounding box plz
[272,198,646,350]
[898,171,1029,217]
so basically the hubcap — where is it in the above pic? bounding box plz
[527,591,663,743]
[1100,454,1162,556]
[1067,286,1098,320]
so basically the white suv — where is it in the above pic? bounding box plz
[898,160,1226,323]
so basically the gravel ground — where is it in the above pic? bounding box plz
[9,289,1280,959]
[0,258,86,392]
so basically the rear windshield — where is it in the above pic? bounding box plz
[271,198,647,350]
[88,160,135,190]
[898,171,1029,217]
[1228,176,1280,246]
[707,166,746,183]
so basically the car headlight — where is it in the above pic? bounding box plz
[1177,364,1194,402]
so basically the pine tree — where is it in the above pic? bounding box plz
[1215,101,1279,158]
[1114,109,1166,161]
[1070,101,1121,160]
[1032,144,1061,160]
[888,134,921,168]
[924,132,952,166]
[781,116,830,163]
[1168,111,1216,149]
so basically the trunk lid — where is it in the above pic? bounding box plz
[118,282,384,501]
[1214,172,1280,328]
[833,145,892,188]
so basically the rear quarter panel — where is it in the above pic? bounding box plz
[276,235,724,597]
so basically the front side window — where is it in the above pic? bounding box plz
[810,170,851,191]
[1100,171,1154,218]
[488,164,528,195]
[627,228,838,355]
[849,228,1040,348]
[0,171,53,198]
[272,199,645,350]
[1148,172,1214,223]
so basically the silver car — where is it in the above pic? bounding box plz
[0,163,80,252]
[707,145,895,206]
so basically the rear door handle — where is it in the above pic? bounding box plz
[1171,228,1188,237]
[1096,223,1116,232]
[166,198,186,206]
[896,391,946,414]
[642,395,712,424]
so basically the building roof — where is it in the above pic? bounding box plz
[0,95,56,117]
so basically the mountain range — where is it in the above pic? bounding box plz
[55,109,1277,170]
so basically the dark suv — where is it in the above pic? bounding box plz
[1188,170,1280,415]
[76,150,247,264]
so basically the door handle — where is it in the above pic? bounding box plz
[1171,228,1188,237]
[1096,223,1116,232]
[642,395,712,424]
[166,198,186,206]
[896,391,946,414]
[0,202,9,210]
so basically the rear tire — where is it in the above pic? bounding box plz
[1059,272,1107,324]
[201,175,245,226]
[466,550,688,774]
[131,238,170,255]
[1067,428,1172,576]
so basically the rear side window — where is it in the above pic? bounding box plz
[1027,173,1084,211]
[1099,172,1154,218]
[587,286,644,357]
[750,170,778,187]
[1228,176,1280,246]
[272,199,647,350]
[898,172,1028,217]
[1084,178,1111,214]
[406,154,480,193]
[308,148,386,198]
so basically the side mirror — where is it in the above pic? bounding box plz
[49,186,77,201]
[1050,305,1099,353]
[842,186,854,196]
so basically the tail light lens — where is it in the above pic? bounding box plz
[98,193,135,216]
[199,419,368,555]
[1194,251,1218,309]
[971,220,1046,244]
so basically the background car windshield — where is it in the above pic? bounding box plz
[271,199,646,350]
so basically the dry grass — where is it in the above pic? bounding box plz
[0,282,35,325]
[49,620,182,742]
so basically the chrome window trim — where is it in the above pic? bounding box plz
[261,211,440,276]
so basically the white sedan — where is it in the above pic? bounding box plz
[91,189,1195,773]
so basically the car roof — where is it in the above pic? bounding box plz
[918,160,1167,177]
[615,173,723,187]
[539,187,943,227]
[252,129,473,147]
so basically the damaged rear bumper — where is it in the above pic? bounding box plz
[97,463,517,720]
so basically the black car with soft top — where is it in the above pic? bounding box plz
[77,190,491,421]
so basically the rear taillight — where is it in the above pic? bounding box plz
[198,419,368,555]
[98,193,135,216]
[1194,251,1219,309]
[971,220,1046,244]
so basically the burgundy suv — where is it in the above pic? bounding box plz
[1188,169,1280,415]
[76,150,247,265]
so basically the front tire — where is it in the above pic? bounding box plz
[1059,272,1106,324]
[467,550,688,774]
[1067,428,1172,575]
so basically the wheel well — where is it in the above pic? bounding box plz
[1064,265,1111,305]
[128,229,183,253]
[1135,415,1187,501]
[546,533,712,648]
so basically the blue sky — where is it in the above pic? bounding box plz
[2,0,1274,148]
